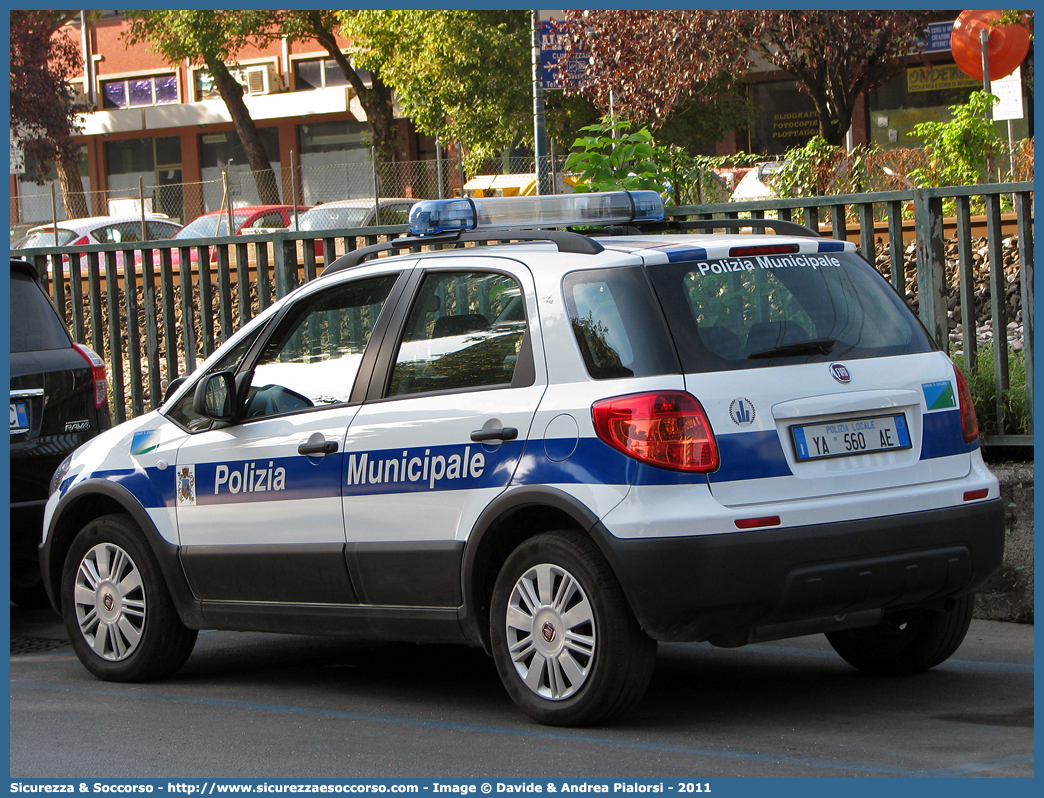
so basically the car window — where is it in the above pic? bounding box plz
[9,271,72,353]
[376,205,412,226]
[244,273,400,420]
[147,221,182,240]
[165,328,268,432]
[388,271,528,397]
[563,267,679,380]
[245,211,287,230]
[21,230,77,248]
[299,207,368,231]
[97,222,147,245]
[647,252,933,372]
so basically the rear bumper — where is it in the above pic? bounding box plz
[596,499,1005,644]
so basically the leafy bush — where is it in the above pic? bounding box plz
[910,92,1007,188]
[952,344,1029,436]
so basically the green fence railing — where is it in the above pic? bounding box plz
[14,182,1033,445]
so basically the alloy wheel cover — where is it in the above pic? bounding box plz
[505,562,596,700]
[73,542,147,662]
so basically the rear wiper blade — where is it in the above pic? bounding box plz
[748,337,836,359]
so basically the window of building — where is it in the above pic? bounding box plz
[293,57,371,91]
[298,120,370,155]
[101,75,178,110]
[748,80,820,156]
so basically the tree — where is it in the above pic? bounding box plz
[124,10,281,205]
[338,10,532,170]
[262,11,399,161]
[10,11,90,219]
[560,10,934,146]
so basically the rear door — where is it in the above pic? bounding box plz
[339,257,545,607]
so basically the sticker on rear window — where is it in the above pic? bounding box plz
[922,380,956,411]
[694,255,842,276]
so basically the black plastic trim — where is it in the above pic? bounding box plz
[180,543,358,604]
[200,601,467,642]
[590,499,1006,644]
[40,479,206,627]
[347,540,465,606]
[459,486,604,649]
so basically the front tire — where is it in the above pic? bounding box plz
[61,514,197,681]
[490,531,656,726]
[826,594,974,675]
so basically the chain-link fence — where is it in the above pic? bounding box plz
[11,142,1035,234]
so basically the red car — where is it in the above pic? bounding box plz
[173,205,309,241]
[159,205,311,267]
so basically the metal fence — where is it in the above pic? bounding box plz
[13,181,1033,447]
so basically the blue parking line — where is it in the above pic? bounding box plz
[11,680,1032,777]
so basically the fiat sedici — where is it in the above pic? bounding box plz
[42,191,1003,726]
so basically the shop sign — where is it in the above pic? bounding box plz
[907,64,980,93]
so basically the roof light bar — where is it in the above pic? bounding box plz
[408,191,665,237]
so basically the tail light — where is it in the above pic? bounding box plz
[72,342,109,409]
[953,364,979,443]
[592,391,718,472]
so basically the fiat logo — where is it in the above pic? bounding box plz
[830,363,851,383]
[103,593,115,612]
[542,622,556,643]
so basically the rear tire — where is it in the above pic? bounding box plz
[490,530,656,726]
[61,514,197,681]
[826,594,974,675]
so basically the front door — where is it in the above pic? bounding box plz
[175,270,404,604]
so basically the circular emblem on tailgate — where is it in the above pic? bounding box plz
[830,363,851,383]
[729,398,756,426]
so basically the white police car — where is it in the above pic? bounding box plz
[41,191,1003,727]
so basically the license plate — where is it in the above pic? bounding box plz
[791,413,910,461]
[10,401,28,434]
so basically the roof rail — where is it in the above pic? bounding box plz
[651,218,822,238]
[324,228,605,274]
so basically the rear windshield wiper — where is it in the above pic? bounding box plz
[748,337,836,359]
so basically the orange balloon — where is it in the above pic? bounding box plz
[950,10,1031,81]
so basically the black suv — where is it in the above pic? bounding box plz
[9,258,111,606]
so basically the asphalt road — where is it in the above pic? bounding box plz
[9,606,1033,778]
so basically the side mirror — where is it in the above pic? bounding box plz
[163,375,187,404]
[192,371,237,422]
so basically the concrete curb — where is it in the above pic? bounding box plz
[975,463,1034,623]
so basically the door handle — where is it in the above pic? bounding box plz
[298,440,338,455]
[470,427,518,442]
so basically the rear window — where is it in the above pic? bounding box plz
[648,251,933,373]
[563,267,679,380]
[10,271,72,353]
[21,229,77,248]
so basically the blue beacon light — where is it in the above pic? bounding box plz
[408,191,665,237]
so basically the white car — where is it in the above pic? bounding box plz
[17,214,183,250]
[41,191,1003,727]
[289,198,418,232]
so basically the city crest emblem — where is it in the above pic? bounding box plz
[176,464,196,507]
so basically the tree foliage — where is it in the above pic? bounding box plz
[339,10,532,169]
[124,10,281,204]
[559,10,934,146]
[261,11,400,161]
[10,11,90,217]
